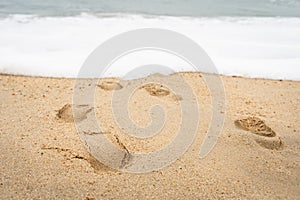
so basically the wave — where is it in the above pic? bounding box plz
[0,14,300,80]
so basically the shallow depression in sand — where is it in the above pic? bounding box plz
[56,103,93,123]
[141,83,170,97]
[97,80,123,91]
[234,116,276,137]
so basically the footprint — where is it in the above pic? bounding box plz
[234,116,283,150]
[142,83,170,97]
[234,116,276,137]
[97,80,123,91]
[56,104,93,123]
[56,104,73,123]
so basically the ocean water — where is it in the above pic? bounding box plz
[0,0,300,80]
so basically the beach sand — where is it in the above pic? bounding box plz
[0,72,299,199]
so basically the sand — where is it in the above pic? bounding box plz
[0,72,299,199]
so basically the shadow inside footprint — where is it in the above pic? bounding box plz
[142,83,170,97]
[234,116,276,137]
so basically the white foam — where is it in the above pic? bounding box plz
[0,14,300,80]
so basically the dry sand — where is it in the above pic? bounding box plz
[0,72,299,199]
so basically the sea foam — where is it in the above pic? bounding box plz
[0,14,299,80]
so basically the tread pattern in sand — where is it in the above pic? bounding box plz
[234,116,276,137]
